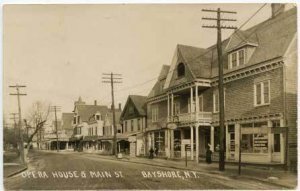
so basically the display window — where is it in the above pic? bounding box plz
[241,122,268,153]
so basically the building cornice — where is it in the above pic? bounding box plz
[212,57,284,86]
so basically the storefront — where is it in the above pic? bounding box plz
[224,119,286,164]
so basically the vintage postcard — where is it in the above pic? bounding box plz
[2,3,298,190]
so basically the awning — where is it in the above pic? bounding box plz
[69,135,83,142]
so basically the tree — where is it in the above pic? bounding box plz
[24,101,51,151]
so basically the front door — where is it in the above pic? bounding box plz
[272,133,282,163]
[228,125,235,160]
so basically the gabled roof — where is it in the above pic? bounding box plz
[76,105,110,122]
[61,113,74,130]
[148,65,170,98]
[130,95,147,116]
[121,95,147,119]
[178,44,212,78]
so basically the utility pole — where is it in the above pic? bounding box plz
[202,8,237,171]
[10,113,19,149]
[102,73,122,156]
[50,106,61,152]
[9,84,27,164]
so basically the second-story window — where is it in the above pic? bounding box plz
[173,102,180,115]
[131,120,134,131]
[77,116,80,124]
[213,90,219,113]
[73,116,77,124]
[152,106,159,122]
[254,80,270,106]
[137,118,141,131]
[124,121,127,132]
[177,63,185,78]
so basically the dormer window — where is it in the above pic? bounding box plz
[177,63,185,77]
[95,114,101,121]
[229,49,245,69]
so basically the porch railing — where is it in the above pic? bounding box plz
[168,112,212,124]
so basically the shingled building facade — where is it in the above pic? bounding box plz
[145,6,297,170]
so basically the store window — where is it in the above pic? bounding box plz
[241,122,268,153]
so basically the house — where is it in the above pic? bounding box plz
[120,95,147,157]
[146,4,297,170]
[70,97,122,154]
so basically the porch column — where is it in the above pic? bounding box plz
[66,142,69,150]
[195,85,199,120]
[190,87,194,113]
[171,93,174,117]
[267,120,272,162]
[165,129,170,158]
[167,94,170,120]
[190,126,194,160]
[180,129,185,158]
[210,126,214,152]
[195,125,199,163]
[170,130,174,158]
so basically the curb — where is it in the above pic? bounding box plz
[89,154,292,189]
[6,166,28,178]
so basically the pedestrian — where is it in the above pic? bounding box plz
[149,147,154,159]
[206,144,212,164]
[155,147,159,157]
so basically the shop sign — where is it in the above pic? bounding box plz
[167,123,177,130]
[271,127,287,134]
[185,144,191,151]
[128,136,136,142]
[253,135,268,149]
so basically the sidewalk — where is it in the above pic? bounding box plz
[91,153,297,189]
[4,151,27,178]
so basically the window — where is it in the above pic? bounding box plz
[177,63,185,77]
[73,117,77,124]
[213,90,219,113]
[152,106,159,122]
[232,52,237,68]
[173,102,180,115]
[124,121,127,132]
[131,120,134,131]
[241,122,268,153]
[95,127,97,135]
[128,106,134,115]
[229,49,245,69]
[238,49,245,65]
[254,80,270,106]
[77,116,80,124]
[96,114,100,121]
[137,118,141,131]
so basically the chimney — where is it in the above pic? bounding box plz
[271,4,285,18]
[119,103,122,110]
[94,100,97,106]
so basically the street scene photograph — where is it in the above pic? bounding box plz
[2,2,298,190]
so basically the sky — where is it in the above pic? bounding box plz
[3,3,295,123]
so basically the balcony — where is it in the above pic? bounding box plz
[168,112,212,126]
